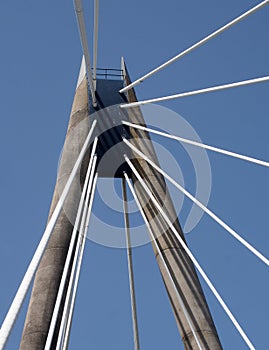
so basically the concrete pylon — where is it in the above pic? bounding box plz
[122,59,223,350]
[20,58,90,349]
[20,55,222,349]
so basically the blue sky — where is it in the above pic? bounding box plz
[0,1,268,349]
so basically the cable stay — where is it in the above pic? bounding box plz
[59,169,98,350]
[56,161,98,350]
[124,174,204,350]
[119,0,269,93]
[45,138,98,350]
[123,138,269,266]
[122,121,269,167]
[122,178,141,350]
[121,75,269,108]
[124,155,256,350]
[93,0,99,90]
[74,0,97,106]
[61,172,98,350]
[0,120,97,350]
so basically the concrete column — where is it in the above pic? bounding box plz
[20,59,90,349]
[122,60,222,350]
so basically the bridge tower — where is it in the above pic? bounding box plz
[18,56,222,350]
[1,1,268,350]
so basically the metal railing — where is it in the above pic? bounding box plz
[92,68,124,80]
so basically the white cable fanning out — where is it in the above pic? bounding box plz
[44,138,98,350]
[123,138,269,267]
[124,156,256,350]
[122,121,269,167]
[93,0,99,90]
[119,0,269,93]
[122,178,140,350]
[61,172,98,350]
[120,76,269,108]
[74,0,97,107]
[0,120,97,350]
[123,173,204,350]
[55,157,98,350]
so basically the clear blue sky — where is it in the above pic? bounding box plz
[0,1,268,349]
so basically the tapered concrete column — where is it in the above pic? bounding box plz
[122,60,222,350]
[20,59,90,350]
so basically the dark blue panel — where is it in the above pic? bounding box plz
[89,79,132,178]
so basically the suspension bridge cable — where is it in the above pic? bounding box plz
[124,156,255,350]
[0,120,97,350]
[123,173,204,350]
[61,172,98,350]
[55,157,98,350]
[122,178,141,350]
[119,0,269,93]
[121,75,269,108]
[74,0,97,106]
[56,165,97,350]
[123,138,269,266]
[122,121,269,167]
[44,138,98,350]
[93,0,99,90]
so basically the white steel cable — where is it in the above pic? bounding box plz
[93,0,99,90]
[119,0,269,93]
[123,138,269,266]
[124,173,204,350]
[55,158,97,350]
[122,121,269,167]
[122,178,140,350]
[121,76,269,108]
[0,120,96,350]
[61,172,98,350]
[74,0,97,106]
[44,138,98,350]
[124,156,255,350]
